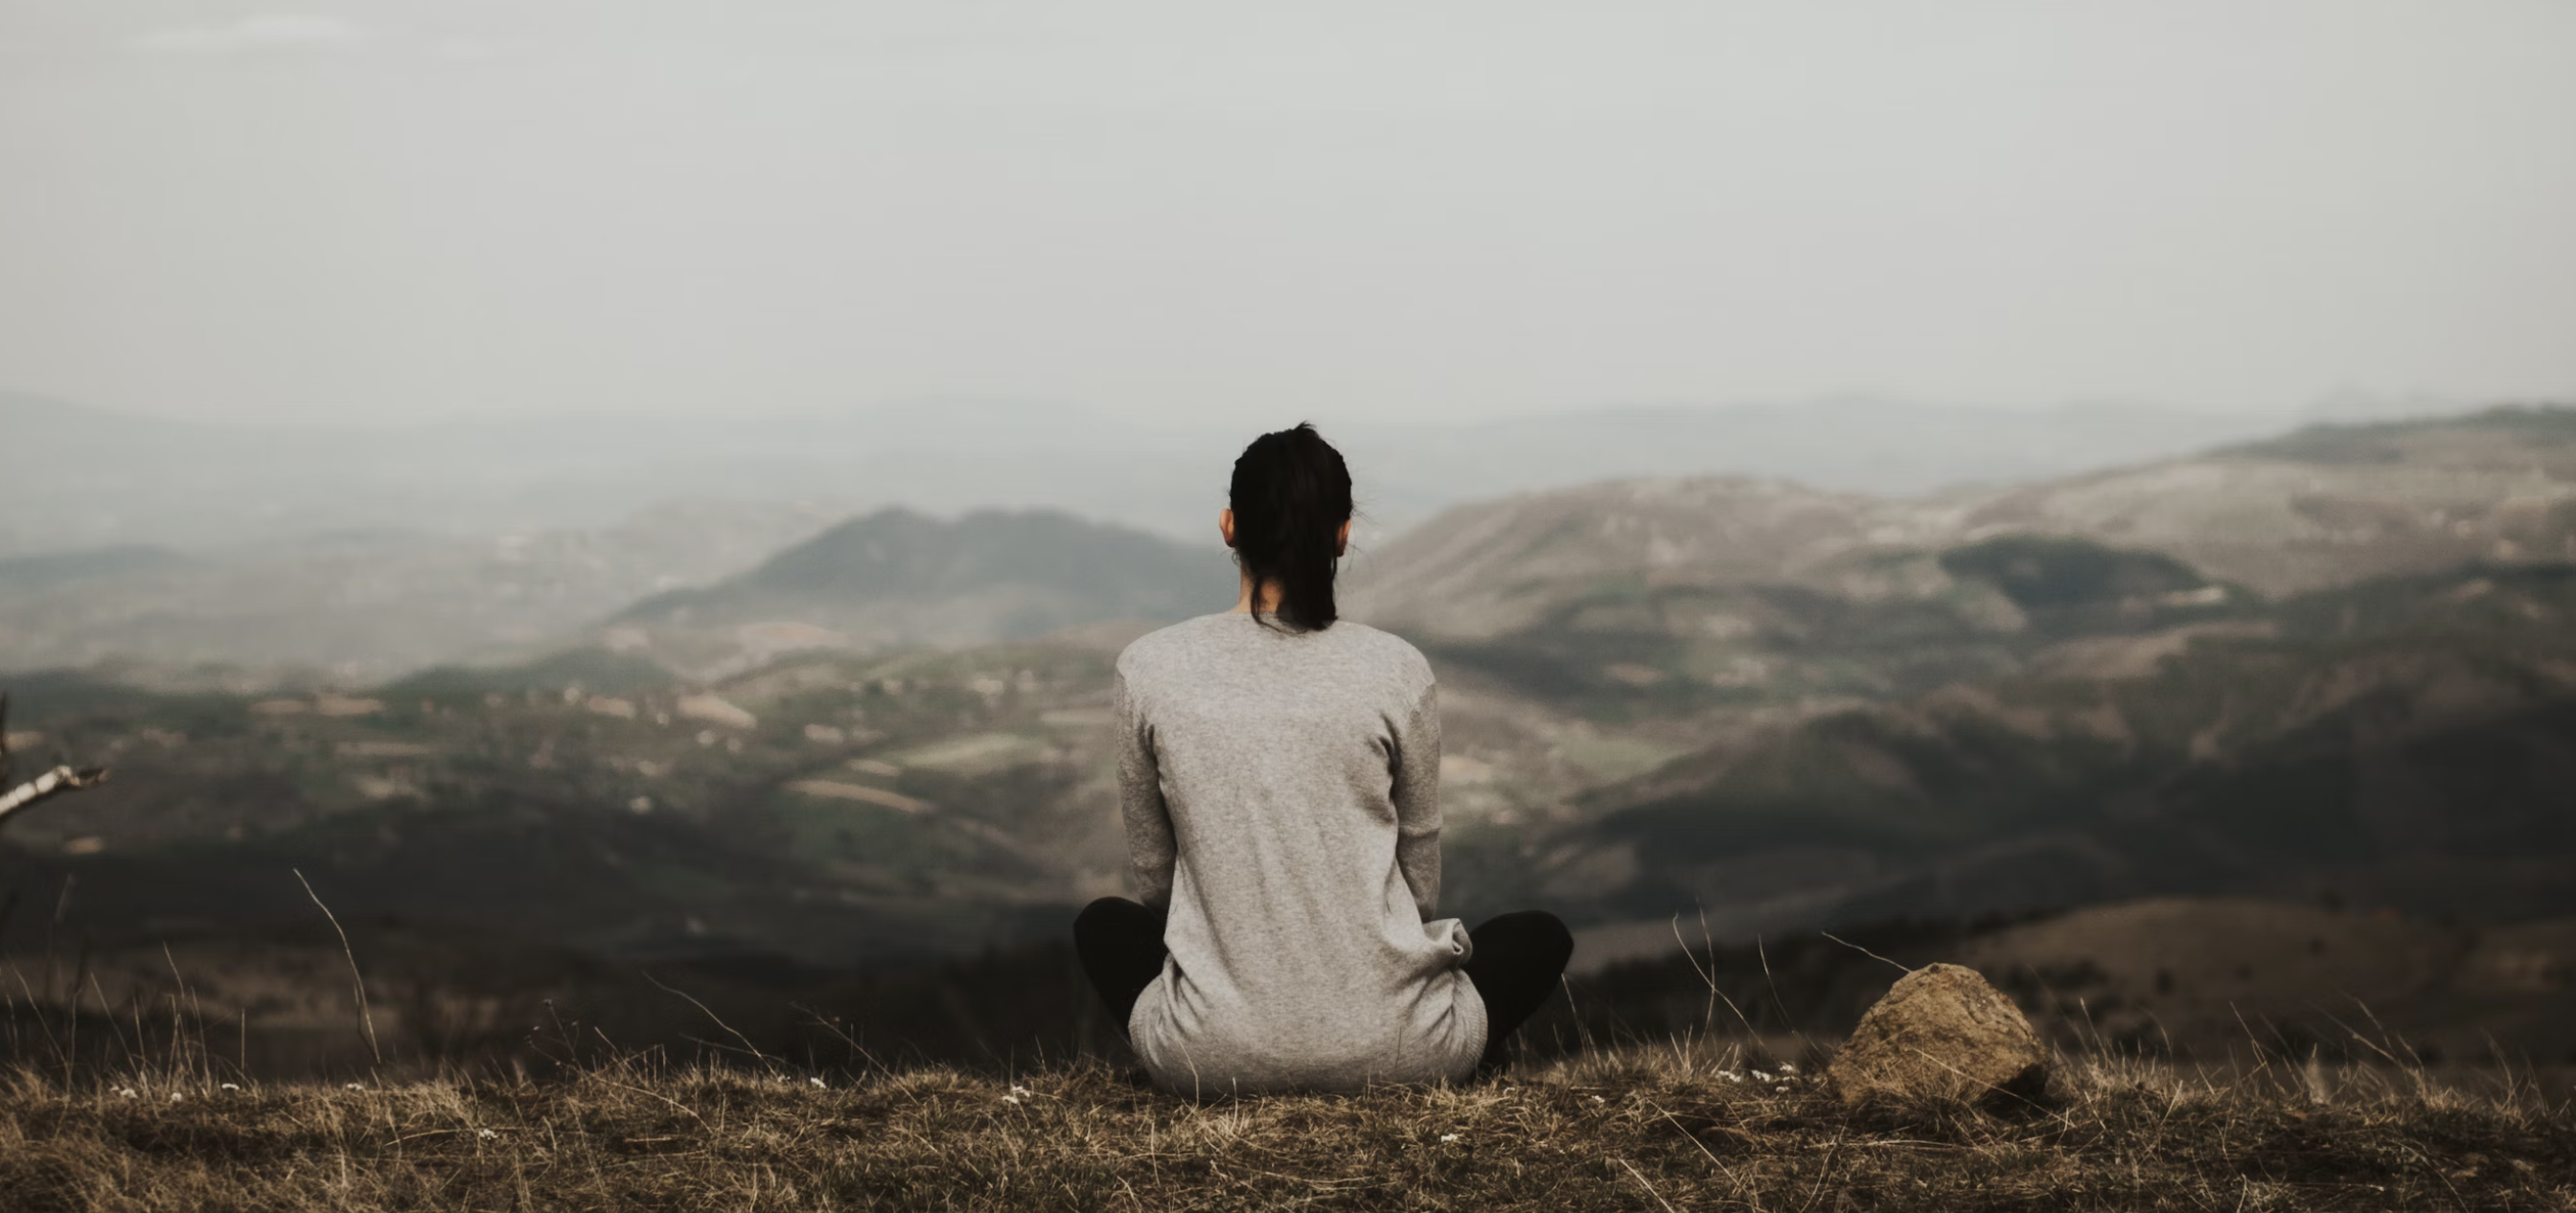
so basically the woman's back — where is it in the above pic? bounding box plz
[1113,610,1487,1093]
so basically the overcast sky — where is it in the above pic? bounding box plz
[3,2,2571,429]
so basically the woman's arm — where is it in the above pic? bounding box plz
[1390,675,1443,921]
[1114,665,1177,909]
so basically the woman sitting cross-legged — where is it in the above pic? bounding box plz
[1074,422,1572,1095]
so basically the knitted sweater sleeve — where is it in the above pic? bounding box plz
[1390,674,1443,922]
[1114,662,1177,910]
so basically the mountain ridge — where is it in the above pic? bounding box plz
[605,506,1230,674]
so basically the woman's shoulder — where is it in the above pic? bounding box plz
[1114,612,1232,674]
[1321,618,1433,673]
[1309,620,1438,700]
[1115,614,1431,680]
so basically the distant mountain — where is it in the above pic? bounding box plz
[2,388,907,558]
[9,400,2566,697]
[1346,475,1931,641]
[1325,407,2576,946]
[1520,563,2576,935]
[1342,406,2576,716]
[12,388,2537,679]
[1355,404,2576,623]
[3,387,2426,561]
[0,500,850,682]
[1958,404,2576,596]
[609,507,1230,674]
[1337,477,2247,721]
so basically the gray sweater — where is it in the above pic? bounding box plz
[1114,610,1486,1093]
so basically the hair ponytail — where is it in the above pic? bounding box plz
[1229,423,1354,632]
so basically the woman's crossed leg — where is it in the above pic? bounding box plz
[1075,898,1571,1078]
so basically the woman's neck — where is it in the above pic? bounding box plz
[1229,572,1283,614]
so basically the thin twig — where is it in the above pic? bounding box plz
[294,869,380,1066]
[1798,1133,1845,1212]
[1756,936,1813,1054]
[1651,1097,1755,1206]
[595,1075,708,1124]
[1820,932,1911,975]
[644,972,770,1068]
[1617,1157,1681,1213]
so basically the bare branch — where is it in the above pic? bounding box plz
[0,690,112,829]
[0,765,110,825]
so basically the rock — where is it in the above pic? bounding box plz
[1828,963,2049,1109]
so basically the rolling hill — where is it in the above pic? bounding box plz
[1529,563,2576,936]
[1341,405,2576,715]
[1958,404,2576,595]
[606,507,1232,676]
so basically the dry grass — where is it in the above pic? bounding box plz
[0,1041,2567,1211]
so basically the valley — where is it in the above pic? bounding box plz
[2,405,2573,1073]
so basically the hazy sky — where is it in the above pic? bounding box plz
[3,2,2571,428]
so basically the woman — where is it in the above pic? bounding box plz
[1074,423,1572,1094]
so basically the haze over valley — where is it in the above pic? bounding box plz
[7,401,2575,1071]
[0,389,2477,682]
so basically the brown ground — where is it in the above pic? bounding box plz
[0,1041,2567,1211]
[1957,899,2576,1067]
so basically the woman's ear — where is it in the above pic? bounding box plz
[1219,507,1237,549]
[1336,518,1351,557]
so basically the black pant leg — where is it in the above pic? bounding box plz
[1462,909,1574,1073]
[1074,897,1168,1035]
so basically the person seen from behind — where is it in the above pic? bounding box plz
[1074,423,1573,1094]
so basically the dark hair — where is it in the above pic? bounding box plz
[1229,423,1353,632]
